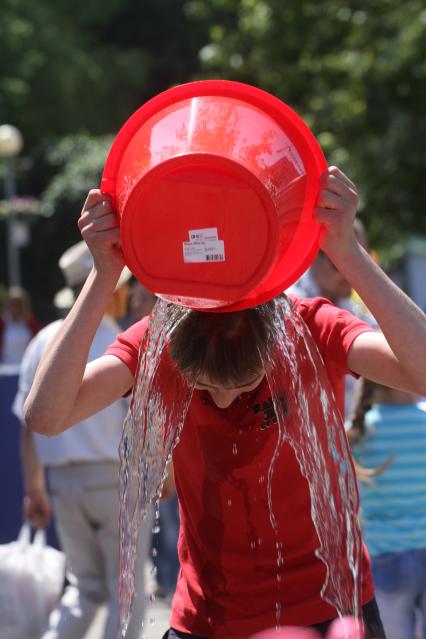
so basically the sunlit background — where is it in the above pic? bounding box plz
[1,0,425,317]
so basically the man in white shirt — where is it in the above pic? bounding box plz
[13,242,153,639]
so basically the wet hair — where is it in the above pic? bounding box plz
[167,303,273,385]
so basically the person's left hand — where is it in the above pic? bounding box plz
[315,166,360,264]
[251,616,364,638]
[23,488,52,529]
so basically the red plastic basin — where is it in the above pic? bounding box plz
[101,80,327,311]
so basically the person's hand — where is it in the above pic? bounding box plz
[251,616,365,638]
[78,189,125,282]
[316,166,360,264]
[23,488,51,530]
[326,617,364,638]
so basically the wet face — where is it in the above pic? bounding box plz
[194,371,265,409]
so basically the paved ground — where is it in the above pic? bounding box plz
[84,598,171,639]
[83,562,171,639]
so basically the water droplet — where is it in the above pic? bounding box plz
[258,475,265,484]
[152,547,157,558]
[227,499,232,507]
[275,601,282,629]
[232,442,238,455]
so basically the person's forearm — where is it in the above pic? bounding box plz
[21,425,45,494]
[24,267,117,435]
[332,242,426,388]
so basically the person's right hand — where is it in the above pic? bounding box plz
[251,616,365,638]
[78,189,125,282]
[23,488,52,530]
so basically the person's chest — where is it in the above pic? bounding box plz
[172,385,314,546]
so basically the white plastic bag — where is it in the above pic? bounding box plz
[0,523,66,639]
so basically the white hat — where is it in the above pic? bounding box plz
[59,241,93,288]
[54,241,132,308]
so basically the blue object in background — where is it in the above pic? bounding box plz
[153,495,180,596]
[0,371,59,548]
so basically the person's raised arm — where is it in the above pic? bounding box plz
[317,166,426,396]
[24,190,134,435]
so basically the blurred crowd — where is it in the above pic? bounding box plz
[1,244,179,639]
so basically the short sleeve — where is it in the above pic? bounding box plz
[12,339,40,420]
[103,316,150,377]
[290,295,375,376]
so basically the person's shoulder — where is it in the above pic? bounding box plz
[107,313,151,354]
[287,294,336,316]
[287,295,371,343]
[339,296,377,327]
[104,314,152,377]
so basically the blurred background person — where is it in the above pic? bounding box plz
[153,466,180,602]
[119,278,181,602]
[120,279,157,330]
[348,378,426,639]
[287,219,377,417]
[12,241,153,639]
[0,285,41,365]
[287,219,372,314]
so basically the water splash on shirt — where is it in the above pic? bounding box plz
[117,294,362,636]
[258,296,361,621]
[117,299,195,637]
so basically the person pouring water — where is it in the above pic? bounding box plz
[24,166,426,639]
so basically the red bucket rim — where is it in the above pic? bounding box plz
[101,80,328,311]
[101,79,326,197]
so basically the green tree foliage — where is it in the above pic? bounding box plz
[17,134,112,321]
[1,0,425,311]
[0,0,209,308]
[187,0,426,246]
[0,0,209,145]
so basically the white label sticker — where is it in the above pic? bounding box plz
[188,228,218,242]
[183,227,225,263]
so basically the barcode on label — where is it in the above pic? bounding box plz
[206,254,224,262]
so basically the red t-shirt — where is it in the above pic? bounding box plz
[105,296,375,637]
